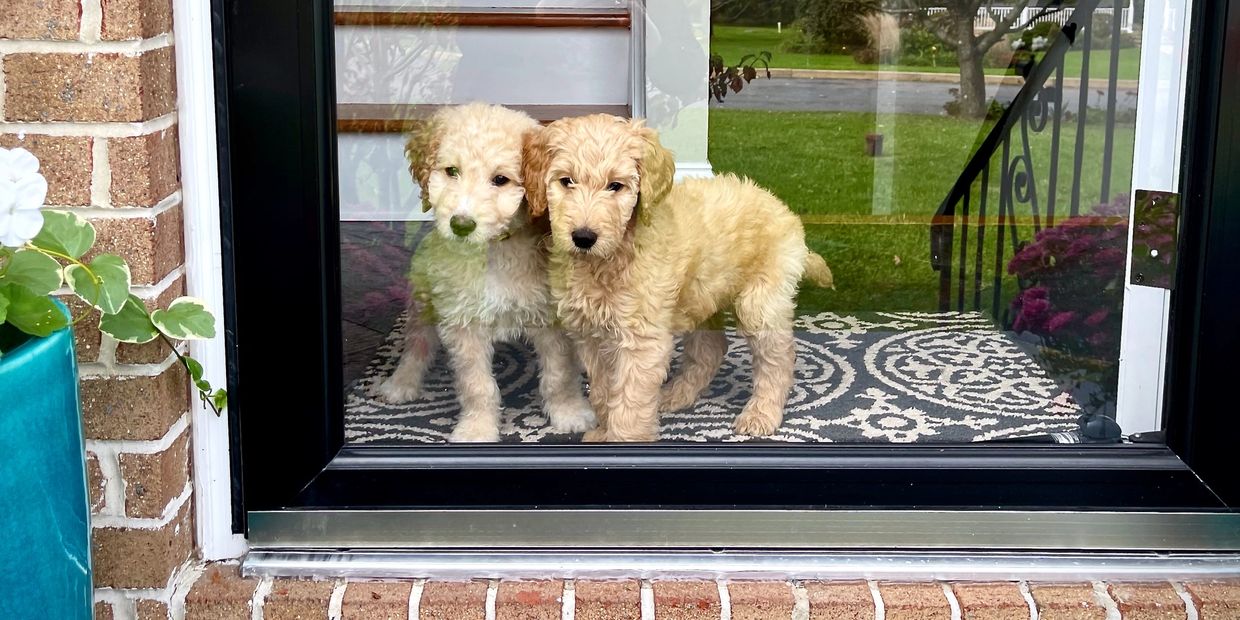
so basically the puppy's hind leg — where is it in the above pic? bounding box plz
[529,328,596,434]
[375,314,440,404]
[440,325,503,443]
[605,333,674,442]
[733,284,797,437]
[658,316,727,413]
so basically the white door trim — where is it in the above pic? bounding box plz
[1115,0,1194,434]
[174,0,247,560]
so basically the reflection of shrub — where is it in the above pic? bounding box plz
[899,27,956,67]
[943,88,1006,119]
[1015,21,1062,50]
[1089,15,1137,48]
[860,13,901,64]
[984,39,1015,69]
[795,0,879,53]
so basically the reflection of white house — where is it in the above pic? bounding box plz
[333,0,712,221]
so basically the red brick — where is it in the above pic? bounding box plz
[136,599,169,620]
[1184,580,1240,620]
[342,581,412,619]
[60,294,102,363]
[86,451,107,514]
[652,580,720,620]
[266,579,335,620]
[805,581,875,620]
[420,581,488,620]
[0,135,92,205]
[1107,583,1186,620]
[879,583,951,620]
[495,580,562,620]
[0,0,80,39]
[95,601,115,620]
[3,48,175,122]
[728,581,793,620]
[91,499,192,589]
[81,362,188,440]
[574,580,641,620]
[1030,584,1106,620]
[185,563,260,620]
[109,128,179,207]
[951,582,1031,620]
[119,429,189,518]
[102,0,173,40]
[90,203,184,286]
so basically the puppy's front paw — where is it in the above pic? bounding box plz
[582,428,610,443]
[374,377,421,404]
[448,418,501,443]
[547,397,597,434]
[733,406,782,437]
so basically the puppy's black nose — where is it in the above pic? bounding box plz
[571,228,598,249]
[450,215,476,237]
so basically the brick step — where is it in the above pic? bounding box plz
[167,562,1240,620]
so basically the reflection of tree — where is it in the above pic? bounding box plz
[336,19,456,219]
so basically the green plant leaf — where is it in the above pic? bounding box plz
[195,379,211,392]
[31,211,95,259]
[2,250,63,295]
[0,283,68,337]
[0,287,9,324]
[184,355,204,381]
[99,295,159,344]
[66,254,131,315]
[211,389,228,412]
[151,297,216,340]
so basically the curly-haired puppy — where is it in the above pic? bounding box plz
[523,114,834,442]
[375,103,595,442]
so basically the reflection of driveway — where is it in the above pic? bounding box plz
[708,77,1139,116]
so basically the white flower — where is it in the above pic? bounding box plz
[0,147,48,247]
[1032,35,1049,51]
[1011,39,1025,50]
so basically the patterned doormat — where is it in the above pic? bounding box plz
[344,311,1082,444]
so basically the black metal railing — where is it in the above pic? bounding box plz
[930,0,1130,319]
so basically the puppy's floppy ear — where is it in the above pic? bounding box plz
[404,118,441,213]
[633,123,676,225]
[521,123,552,218]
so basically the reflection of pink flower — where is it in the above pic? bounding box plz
[1047,311,1076,333]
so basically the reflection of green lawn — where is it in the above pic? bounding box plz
[708,108,1134,313]
[711,25,1141,81]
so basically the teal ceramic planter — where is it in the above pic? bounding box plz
[0,318,92,618]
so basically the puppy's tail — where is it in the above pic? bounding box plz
[803,252,835,290]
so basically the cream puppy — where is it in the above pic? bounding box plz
[375,103,594,442]
[523,114,834,442]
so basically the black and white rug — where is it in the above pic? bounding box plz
[344,311,1081,444]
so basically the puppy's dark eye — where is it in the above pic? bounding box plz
[559,177,573,188]
[492,175,510,186]
[606,182,624,192]
[445,166,460,178]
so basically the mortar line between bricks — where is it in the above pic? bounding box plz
[790,581,809,620]
[88,441,126,517]
[0,112,177,137]
[95,558,205,612]
[95,587,139,620]
[46,189,183,218]
[0,33,173,54]
[409,578,425,620]
[640,580,654,620]
[1171,581,1200,620]
[167,560,208,620]
[561,579,574,620]
[79,348,181,377]
[1092,581,1122,620]
[942,583,962,620]
[1018,581,1039,620]
[718,580,732,620]
[80,0,103,42]
[328,579,346,619]
[253,577,274,620]
[0,56,6,120]
[868,580,886,620]
[91,479,190,529]
[86,410,190,455]
[486,579,498,620]
[91,135,111,207]
[130,264,188,298]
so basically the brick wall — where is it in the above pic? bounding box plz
[0,1,192,618]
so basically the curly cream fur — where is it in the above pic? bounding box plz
[524,114,831,441]
[376,103,594,442]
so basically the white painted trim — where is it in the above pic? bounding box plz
[173,0,247,559]
[1114,0,1193,434]
[673,160,714,180]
